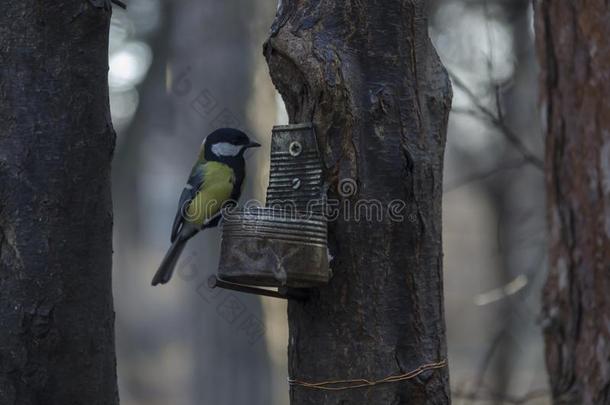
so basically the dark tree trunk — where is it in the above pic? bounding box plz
[265,1,452,404]
[534,1,610,404]
[0,2,118,404]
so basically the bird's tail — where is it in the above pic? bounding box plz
[151,237,188,286]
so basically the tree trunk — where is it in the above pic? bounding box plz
[0,2,118,404]
[265,1,452,404]
[534,1,610,403]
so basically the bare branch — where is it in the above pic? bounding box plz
[448,69,544,171]
[444,158,528,193]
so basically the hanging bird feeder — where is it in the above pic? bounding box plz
[209,123,331,300]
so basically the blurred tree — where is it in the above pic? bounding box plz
[485,0,545,401]
[265,0,452,404]
[112,2,175,404]
[0,2,118,404]
[168,1,274,404]
[535,1,610,403]
[112,0,276,403]
[430,1,550,401]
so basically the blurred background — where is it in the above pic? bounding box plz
[110,0,548,404]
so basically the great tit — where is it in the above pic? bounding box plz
[151,128,261,286]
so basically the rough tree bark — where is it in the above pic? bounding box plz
[534,1,610,404]
[265,1,452,404]
[0,2,119,404]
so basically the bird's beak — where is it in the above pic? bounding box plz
[247,142,261,148]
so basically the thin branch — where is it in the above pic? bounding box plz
[112,0,126,9]
[494,83,505,123]
[444,158,528,193]
[448,69,544,171]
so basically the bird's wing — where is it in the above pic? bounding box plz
[170,161,236,242]
[170,163,205,242]
[184,161,236,227]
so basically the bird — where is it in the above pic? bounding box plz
[151,128,261,286]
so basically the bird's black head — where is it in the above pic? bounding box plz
[202,128,261,162]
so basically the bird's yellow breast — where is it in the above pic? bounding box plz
[184,161,235,227]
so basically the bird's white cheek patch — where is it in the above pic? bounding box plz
[211,142,243,157]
